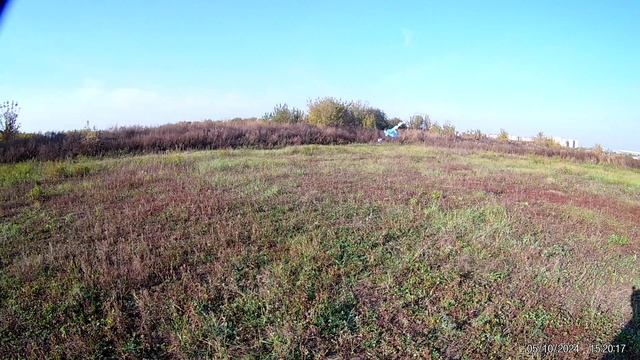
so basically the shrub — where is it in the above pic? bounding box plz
[428,121,443,136]
[307,97,356,127]
[498,129,509,142]
[262,103,305,124]
[593,144,605,154]
[442,123,457,139]
[462,129,485,141]
[534,132,556,147]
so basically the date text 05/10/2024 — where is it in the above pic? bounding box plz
[526,344,626,354]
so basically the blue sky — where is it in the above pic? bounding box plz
[0,1,638,150]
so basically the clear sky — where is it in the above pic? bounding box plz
[0,1,638,150]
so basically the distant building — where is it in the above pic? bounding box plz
[508,135,533,142]
[487,134,534,142]
[616,150,640,160]
[552,137,579,148]
[488,133,579,148]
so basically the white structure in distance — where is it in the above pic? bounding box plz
[616,150,640,160]
[551,137,579,149]
[486,133,579,148]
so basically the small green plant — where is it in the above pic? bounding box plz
[29,184,45,201]
[45,164,69,179]
[314,296,358,336]
[44,163,93,180]
[71,164,92,177]
[608,234,630,246]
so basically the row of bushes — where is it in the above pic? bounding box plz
[0,120,378,163]
[2,118,638,168]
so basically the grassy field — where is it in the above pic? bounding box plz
[1,144,639,359]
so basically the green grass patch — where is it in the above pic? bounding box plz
[608,234,630,246]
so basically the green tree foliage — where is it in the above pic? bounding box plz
[349,101,389,129]
[307,97,356,127]
[387,117,404,128]
[262,103,305,124]
[409,114,431,130]
[1,100,20,141]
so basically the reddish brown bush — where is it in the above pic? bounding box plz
[0,120,379,163]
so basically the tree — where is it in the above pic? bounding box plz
[387,117,404,128]
[409,114,431,130]
[0,101,20,141]
[262,103,305,124]
[424,114,432,130]
[409,115,424,129]
[307,97,356,127]
[350,101,388,129]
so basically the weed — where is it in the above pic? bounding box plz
[28,184,45,201]
[609,234,630,246]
